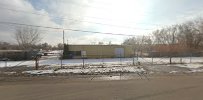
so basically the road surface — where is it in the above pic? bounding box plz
[0,74,203,100]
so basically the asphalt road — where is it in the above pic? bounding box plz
[0,74,203,100]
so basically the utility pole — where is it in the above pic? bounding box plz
[119,53,122,65]
[4,58,8,67]
[5,60,7,67]
[82,57,85,68]
[61,30,65,69]
[101,45,104,67]
[63,30,65,45]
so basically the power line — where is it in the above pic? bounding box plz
[0,6,155,30]
[0,4,161,27]
[0,24,62,33]
[1,23,153,38]
[0,21,142,36]
[0,1,197,28]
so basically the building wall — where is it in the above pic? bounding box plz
[68,45,134,58]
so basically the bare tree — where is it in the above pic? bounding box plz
[57,43,64,50]
[14,27,42,49]
[153,26,178,64]
[178,19,203,49]
[123,36,152,65]
[123,36,152,54]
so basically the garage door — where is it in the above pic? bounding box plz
[114,48,124,57]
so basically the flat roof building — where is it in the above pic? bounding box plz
[65,45,134,59]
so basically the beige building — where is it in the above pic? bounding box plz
[67,45,134,59]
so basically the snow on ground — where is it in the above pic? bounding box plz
[23,70,54,75]
[170,63,203,69]
[47,50,62,54]
[169,71,179,74]
[23,66,145,75]
[2,56,203,75]
[1,57,203,68]
[169,69,203,74]
[0,56,203,68]
[188,69,203,73]
[0,60,35,67]
[0,71,16,75]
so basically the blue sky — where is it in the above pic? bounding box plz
[0,0,203,45]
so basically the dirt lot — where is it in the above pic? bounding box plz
[0,74,203,100]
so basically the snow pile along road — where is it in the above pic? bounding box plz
[23,66,145,75]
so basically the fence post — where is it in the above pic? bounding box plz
[3,58,8,67]
[5,60,7,67]
[60,53,63,69]
[151,56,153,65]
[82,57,85,68]
[35,56,40,70]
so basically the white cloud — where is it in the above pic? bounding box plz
[0,0,60,45]
[1,0,203,46]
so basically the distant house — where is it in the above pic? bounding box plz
[0,50,40,61]
[64,45,135,59]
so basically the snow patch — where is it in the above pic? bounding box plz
[174,64,203,69]
[169,71,179,74]
[23,70,54,75]
[188,69,203,73]
[22,67,145,75]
